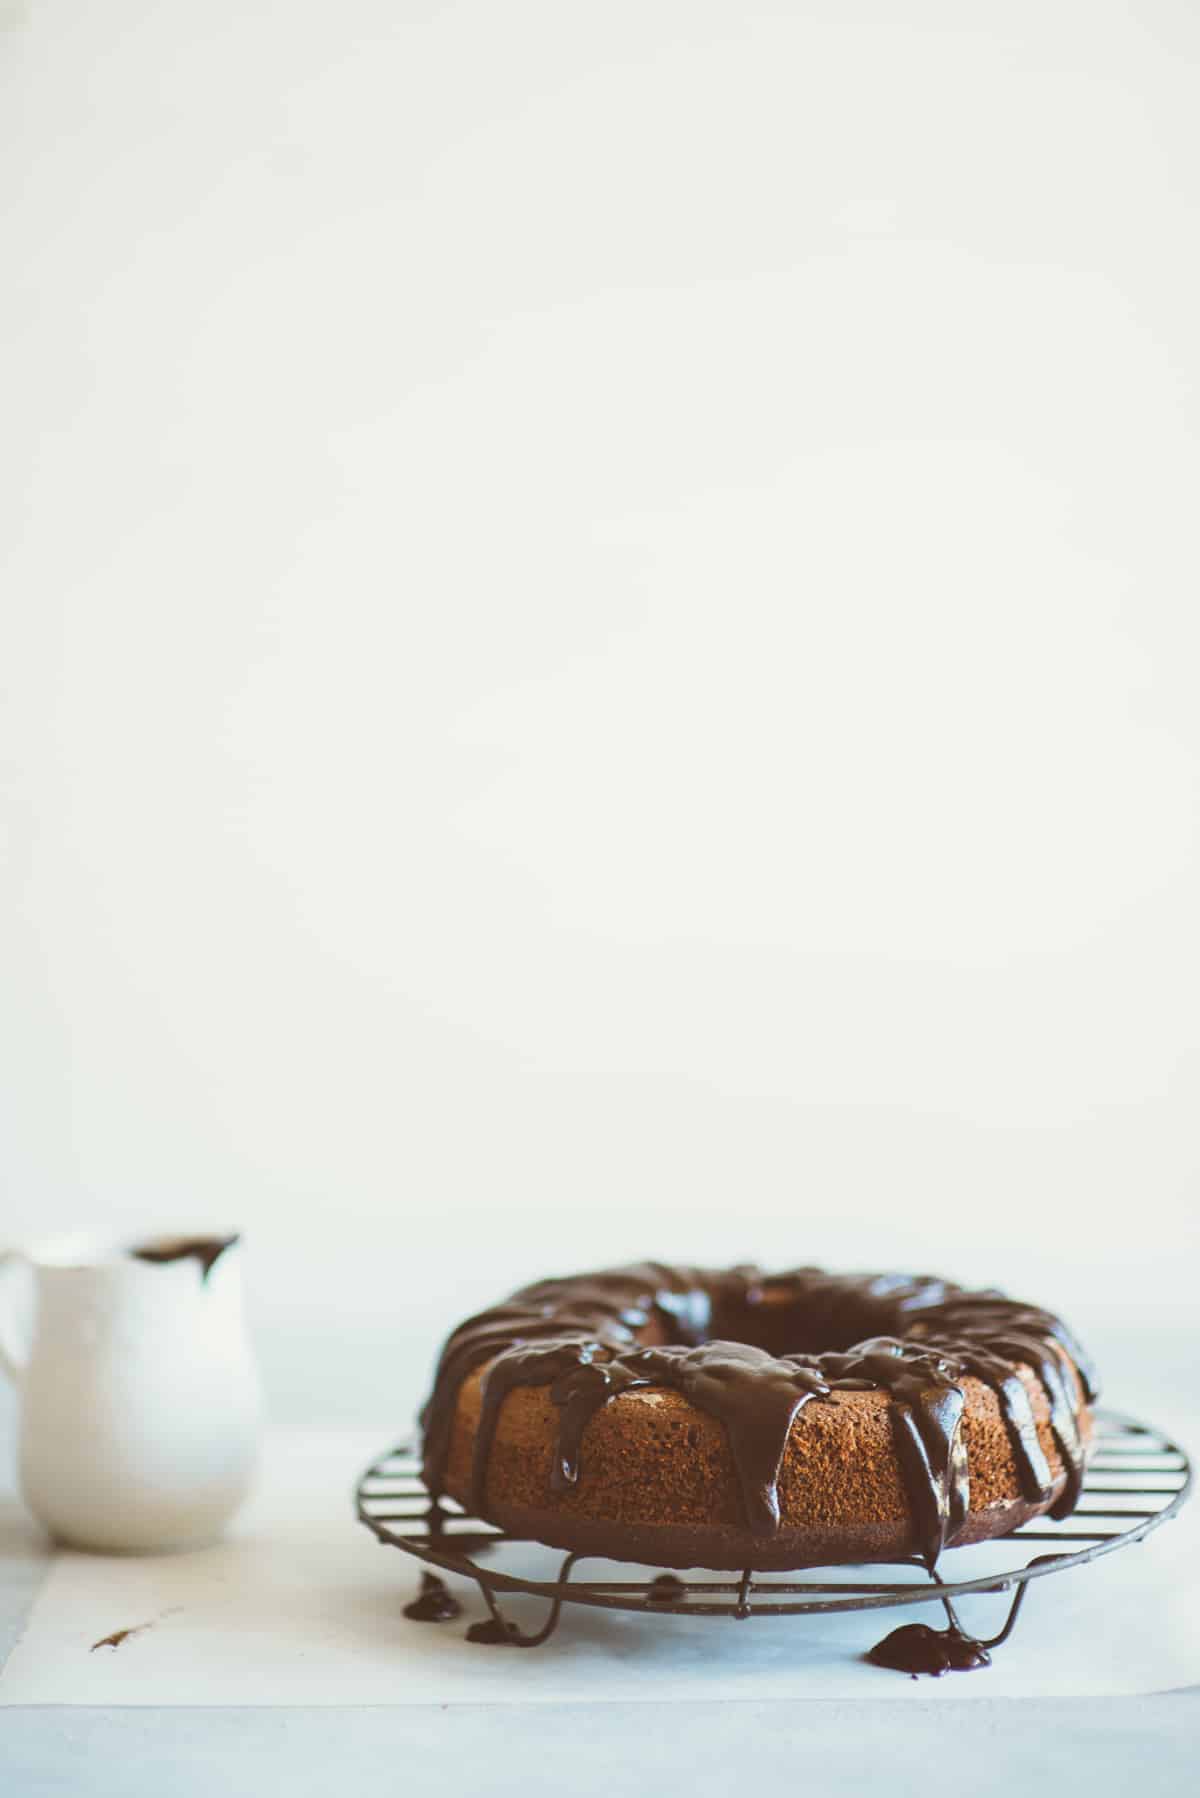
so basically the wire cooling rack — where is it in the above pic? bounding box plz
[354,1407,1192,1655]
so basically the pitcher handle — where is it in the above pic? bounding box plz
[0,1249,30,1385]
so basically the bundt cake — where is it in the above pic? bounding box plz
[420,1264,1097,1571]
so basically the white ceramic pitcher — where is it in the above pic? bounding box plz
[0,1232,262,1552]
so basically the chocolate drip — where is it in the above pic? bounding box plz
[466,1616,517,1644]
[130,1235,239,1281]
[819,1340,970,1567]
[421,1264,1096,1568]
[866,1621,991,1676]
[403,1573,461,1622]
[943,1342,1054,1502]
[907,1298,1092,1517]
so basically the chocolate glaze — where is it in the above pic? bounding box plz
[646,1574,687,1605]
[866,1621,991,1676]
[130,1235,239,1281]
[403,1572,461,1622]
[421,1264,1097,1569]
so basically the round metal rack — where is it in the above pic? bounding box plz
[354,1407,1192,1658]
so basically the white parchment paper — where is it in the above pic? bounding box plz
[2,1426,1195,1706]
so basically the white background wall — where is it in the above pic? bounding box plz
[2,2,1198,1424]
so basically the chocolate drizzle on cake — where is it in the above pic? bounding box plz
[466,1338,832,1537]
[420,1265,1097,1569]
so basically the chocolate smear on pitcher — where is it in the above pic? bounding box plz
[130,1235,240,1281]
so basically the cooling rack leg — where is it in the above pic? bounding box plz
[465,1553,581,1648]
[936,1552,1070,1654]
[977,1554,1071,1651]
